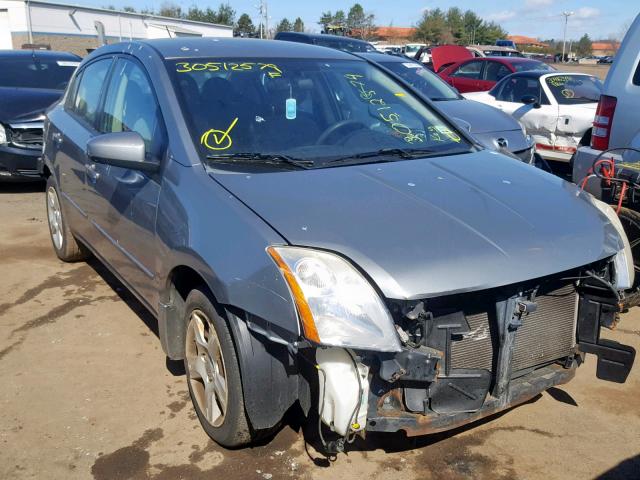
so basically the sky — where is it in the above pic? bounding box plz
[78,0,638,41]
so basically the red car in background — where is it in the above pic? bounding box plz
[438,57,555,93]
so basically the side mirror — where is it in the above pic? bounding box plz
[86,132,159,172]
[521,95,541,109]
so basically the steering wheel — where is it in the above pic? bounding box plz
[316,120,367,145]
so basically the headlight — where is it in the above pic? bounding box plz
[0,124,6,145]
[590,198,635,289]
[268,246,401,352]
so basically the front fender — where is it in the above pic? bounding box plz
[155,160,300,358]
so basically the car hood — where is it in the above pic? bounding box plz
[431,45,473,72]
[0,87,63,123]
[214,151,623,300]
[436,101,530,153]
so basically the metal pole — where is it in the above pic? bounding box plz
[26,0,33,44]
[561,11,574,63]
[264,1,268,39]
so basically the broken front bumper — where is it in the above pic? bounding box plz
[355,275,635,437]
[367,363,575,436]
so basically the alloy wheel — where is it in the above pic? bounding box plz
[185,309,228,427]
[46,186,63,251]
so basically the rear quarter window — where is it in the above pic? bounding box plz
[633,59,640,86]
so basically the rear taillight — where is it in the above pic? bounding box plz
[591,95,617,151]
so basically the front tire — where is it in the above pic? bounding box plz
[45,176,89,262]
[183,288,252,447]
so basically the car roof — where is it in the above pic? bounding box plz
[276,31,371,44]
[359,52,410,63]
[131,37,359,60]
[0,49,81,60]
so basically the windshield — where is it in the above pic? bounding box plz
[513,60,554,72]
[380,61,459,100]
[0,56,79,90]
[168,58,471,169]
[545,75,602,105]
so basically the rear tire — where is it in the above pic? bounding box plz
[183,288,252,447]
[45,176,89,262]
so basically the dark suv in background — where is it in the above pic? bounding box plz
[0,50,80,181]
[274,31,376,53]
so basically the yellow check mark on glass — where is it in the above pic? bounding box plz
[200,117,238,150]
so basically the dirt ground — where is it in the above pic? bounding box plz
[554,63,611,80]
[0,182,639,480]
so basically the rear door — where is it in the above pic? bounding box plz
[88,57,166,306]
[49,57,113,242]
[448,60,485,93]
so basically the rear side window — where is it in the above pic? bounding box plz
[451,61,483,79]
[100,59,166,161]
[72,59,111,127]
[633,60,640,86]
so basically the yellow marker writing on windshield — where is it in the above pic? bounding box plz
[200,117,238,151]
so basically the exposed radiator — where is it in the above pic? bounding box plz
[511,284,577,372]
[450,284,577,373]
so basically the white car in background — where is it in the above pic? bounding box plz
[464,71,603,162]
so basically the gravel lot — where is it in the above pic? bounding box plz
[1,180,639,480]
[554,63,611,80]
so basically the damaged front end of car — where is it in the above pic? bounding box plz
[287,255,635,447]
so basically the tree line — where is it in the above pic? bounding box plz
[105,2,305,37]
[318,4,376,39]
[414,8,507,45]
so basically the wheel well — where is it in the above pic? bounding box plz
[159,265,211,360]
[42,164,51,178]
[579,128,592,147]
[168,265,208,304]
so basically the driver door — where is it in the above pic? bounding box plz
[87,57,167,307]
[491,76,558,146]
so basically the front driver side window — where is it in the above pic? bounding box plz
[495,77,546,104]
[100,59,166,162]
[451,61,482,79]
[72,58,111,127]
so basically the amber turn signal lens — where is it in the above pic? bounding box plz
[267,246,321,343]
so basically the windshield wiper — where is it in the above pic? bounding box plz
[325,147,438,166]
[205,152,314,170]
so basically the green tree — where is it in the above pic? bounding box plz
[293,17,304,33]
[122,6,136,12]
[213,3,235,26]
[334,10,346,25]
[475,21,507,45]
[463,10,483,44]
[575,33,593,57]
[446,7,465,44]
[414,8,448,44]
[347,3,365,31]
[319,11,333,30]
[159,2,182,19]
[235,13,255,36]
[347,4,375,38]
[276,18,292,33]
